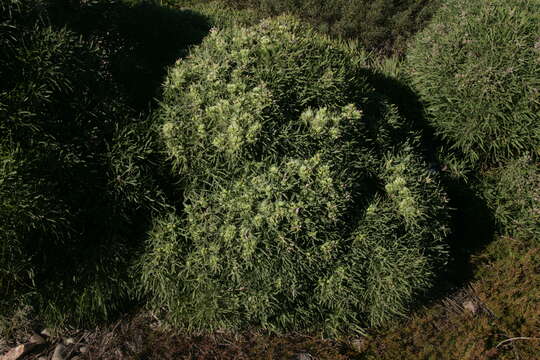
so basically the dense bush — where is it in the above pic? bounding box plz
[140,17,451,334]
[47,0,211,108]
[406,0,540,170]
[173,0,261,29]
[0,0,168,324]
[479,157,539,239]
[188,0,440,55]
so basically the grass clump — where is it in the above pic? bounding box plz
[478,156,539,239]
[140,17,451,334]
[0,0,168,326]
[406,0,540,170]
[198,0,440,55]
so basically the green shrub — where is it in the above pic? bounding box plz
[140,17,451,334]
[173,0,261,28]
[0,0,167,325]
[406,0,540,169]
[47,0,211,108]
[479,157,539,239]
[186,0,440,55]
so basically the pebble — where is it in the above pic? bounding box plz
[463,300,479,314]
[40,329,53,338]
[29,334,46,345]
[297,353,313,360]
[350,337,369,352]
[0,343,39,360]
[51,343,65,360]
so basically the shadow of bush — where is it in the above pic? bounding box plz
[48,0,211,109]
[358,64,497,300]
[0,0,210,328]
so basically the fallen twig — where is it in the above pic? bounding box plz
[496,337,540,348]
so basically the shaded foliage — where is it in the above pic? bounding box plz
[47,0,211,108]
[0,0,208,325]
[403,0,539,301]
[478,156,539,240]
[187,0,440,55]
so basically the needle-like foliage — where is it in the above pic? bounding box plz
[140,17,451,334]
[479,156,540,240]
[406,0,540,170]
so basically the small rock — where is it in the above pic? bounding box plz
[296,353,313,360]
[51,343,65,360]
[71,356,81,360]
[63,338,75,345]
[0,343,39,360]
[78,346,88,353]
[37,357,48,360]
[40,329,53,338]
[29,334,46,345]
[350,337,369,352]
[463,300,479,314]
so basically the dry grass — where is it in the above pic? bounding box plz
[363,236,540,360]
[66,313,355,360]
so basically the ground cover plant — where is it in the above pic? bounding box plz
[139,16,451,335]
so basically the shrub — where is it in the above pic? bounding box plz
[479,157,539,239]
[172,0,261,28]
[406,0,540,169]
[47,0,211,108]
[0,0,167,325]
[140,17,451,334]
[188,0,440,55]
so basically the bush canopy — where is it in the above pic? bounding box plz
[406,0,540,169]
[0,0,168,325]
[140,17,451,334]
